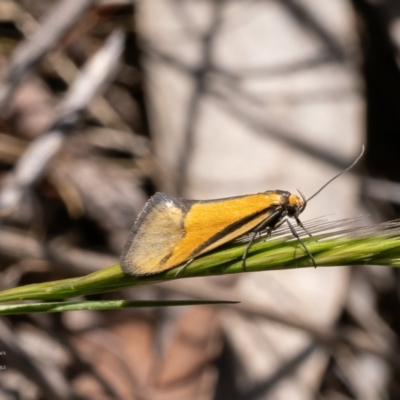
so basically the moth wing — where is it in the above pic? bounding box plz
[122,191,285,276]
[166,194,283,266]
[120,193,188,275]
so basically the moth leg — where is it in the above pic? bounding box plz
[242,225,273,271]
[174,258,194,277]
[285,219,317,268]
[240,209,285,272]
[295,216,313,238]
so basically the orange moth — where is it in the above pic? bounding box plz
[121,147,364,276]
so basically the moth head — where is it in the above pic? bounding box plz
[286,192,306,217]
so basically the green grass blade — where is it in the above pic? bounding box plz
[0,218,400,304]
[0,299,238,315]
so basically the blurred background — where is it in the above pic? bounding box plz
[0,0,399,399]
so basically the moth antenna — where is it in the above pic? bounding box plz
[307,145,364,203]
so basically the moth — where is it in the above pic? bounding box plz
[121,147,364,276]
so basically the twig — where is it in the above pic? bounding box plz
[0,0,96,110]
[7,2,133,132]
[0,319,74,400]
[0,227,118,275]
[160,279,400,371]
[0,30,125,211]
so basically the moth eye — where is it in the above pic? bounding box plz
[286,205,296,216]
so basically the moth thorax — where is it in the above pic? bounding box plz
[288,194,304,208]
